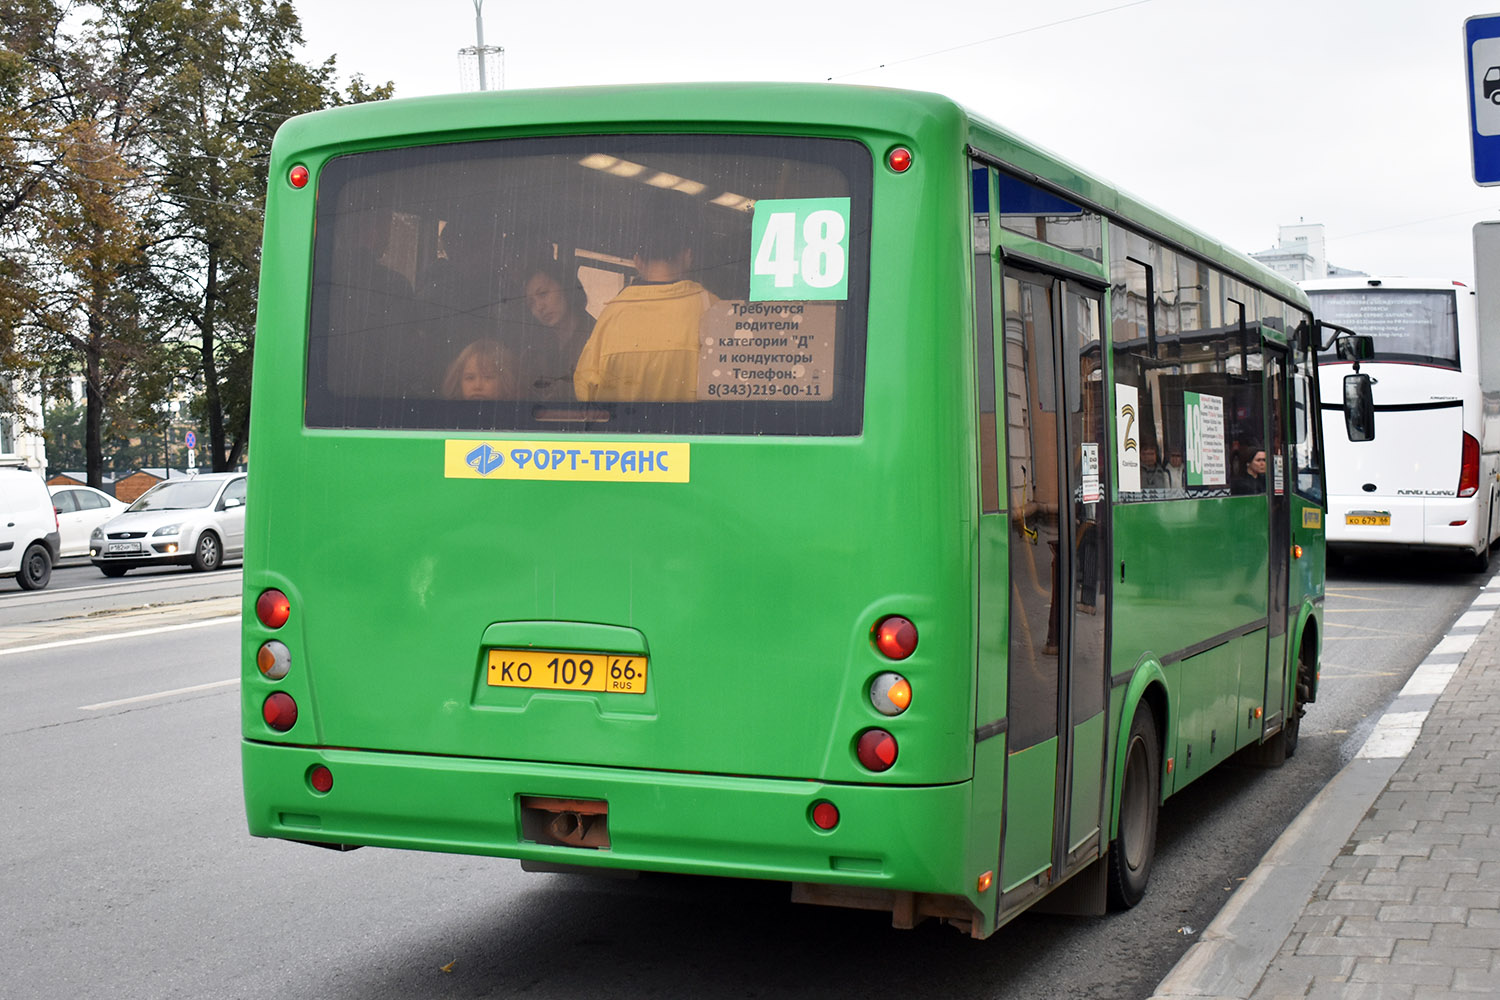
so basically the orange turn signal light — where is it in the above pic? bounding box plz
[977,870,993,893]
[870,672,912,716]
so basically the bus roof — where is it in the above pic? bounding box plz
[273,81,1306,309]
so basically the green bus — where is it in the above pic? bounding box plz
[241,83,1332,939]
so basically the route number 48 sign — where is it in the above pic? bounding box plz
[750,198,851,301]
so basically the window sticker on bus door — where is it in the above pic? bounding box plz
[444,440,690,483]
[749,198,851,301]
[1115,383,1141,493]
[1080,442,1101,503]
[696,301,837,400]
[1184,392,1227,487]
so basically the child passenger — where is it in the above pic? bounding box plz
[442,339,517,400]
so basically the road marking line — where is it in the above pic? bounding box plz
[81,677,239,711]
[0,615,240,658]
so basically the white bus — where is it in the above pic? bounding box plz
[1304,276,1499,570]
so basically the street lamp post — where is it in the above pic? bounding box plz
[473,0,488,91]
[458,0,503,92]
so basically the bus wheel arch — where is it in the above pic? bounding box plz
[1107,696,1162,909]
[1282,620,1321,760]
[1107,667,1168,910]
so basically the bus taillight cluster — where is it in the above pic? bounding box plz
[855,615,917,773]
[1459,433,1481,498]
[255,589,299,730]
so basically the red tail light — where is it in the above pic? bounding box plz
[1459,433,1480,498]
[856,728,898,772]
[309,765,333,793]
[263,692,297,731]
[810,801,839,830]
[256,589,291,629]
[873,616,917,660]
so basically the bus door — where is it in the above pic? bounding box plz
[997,266,1110,902]
[1263,341,1291,733]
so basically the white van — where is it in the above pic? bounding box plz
[0,457,60,590]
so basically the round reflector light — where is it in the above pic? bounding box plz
[811,801,840,830]
[887,146,913,173]
[855,728,898,772]
[257,640,291,680]
[256,589,291,629]
[289,164,309,188]
[869,671,912,716]
[309,765,333,794]
[873,616,917,660]
[263,692,298,731]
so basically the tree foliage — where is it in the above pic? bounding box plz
[1,0,389,480]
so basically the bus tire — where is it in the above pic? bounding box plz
[1463,544,1491,574]
[1107,704,1161,910]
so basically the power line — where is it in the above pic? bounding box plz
[827,0,1161,80]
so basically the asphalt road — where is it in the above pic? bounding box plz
[0,552,1485,999]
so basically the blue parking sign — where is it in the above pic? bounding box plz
[184,430,196,448]
[1467,14,1500,185]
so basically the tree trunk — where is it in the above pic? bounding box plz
[201,247,227,471]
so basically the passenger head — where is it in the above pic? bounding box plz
[442,340,512,400]
[631,194,696,278]
[1249,450,1267,475]
[524,261,589,332]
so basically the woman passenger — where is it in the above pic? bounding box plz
[518,261,594,400]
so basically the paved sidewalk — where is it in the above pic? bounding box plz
[1154,575,1500,999]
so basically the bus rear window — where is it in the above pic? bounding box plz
[305,135,871,435]
[1309,288,1459,369]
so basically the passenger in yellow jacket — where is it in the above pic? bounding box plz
[574,202,716,402]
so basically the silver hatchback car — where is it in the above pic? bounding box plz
[90,472,247,577]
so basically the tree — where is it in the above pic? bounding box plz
[0,0,64,422]
[149,0,391,471]
[11,0,390,480]
[15,0,181,487]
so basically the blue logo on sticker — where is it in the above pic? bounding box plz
[467,444,504,476]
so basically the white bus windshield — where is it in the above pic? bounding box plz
[1309,288,1459,369]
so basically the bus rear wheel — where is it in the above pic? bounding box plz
[1107,704,1160,910]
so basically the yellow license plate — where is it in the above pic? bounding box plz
[486,648,647,694]
[1345,514,1391,526]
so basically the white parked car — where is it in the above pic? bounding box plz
[49,484,127,558]
[90,472,247,577]
[1,457,60,590]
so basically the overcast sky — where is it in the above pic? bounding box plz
[296,0,1499,286]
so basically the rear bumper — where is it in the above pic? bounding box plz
[242,741,972,893]
[1327,495,1484,552]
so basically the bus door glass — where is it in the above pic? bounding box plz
[1264,340,1291,732]
[999,268,1109,896]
